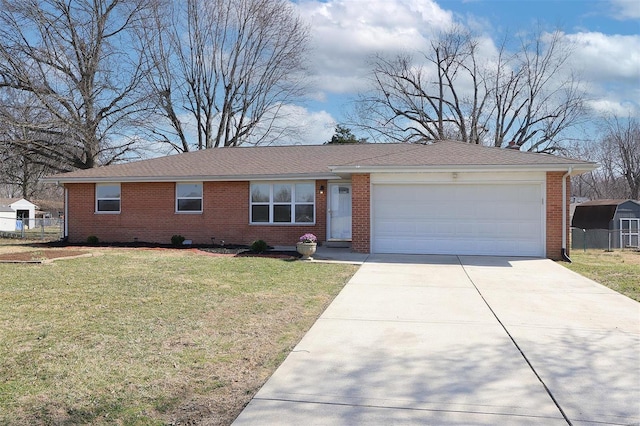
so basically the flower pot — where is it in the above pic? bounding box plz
[296,242,317,260]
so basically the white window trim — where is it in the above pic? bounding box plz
[620,218,640,248]
[175,182,203,214]
[250,181,316,225]
[95,183,121,214]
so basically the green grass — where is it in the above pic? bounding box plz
[0,248,358,425]
[563,249,640,302]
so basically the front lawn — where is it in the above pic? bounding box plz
[563,249,640,302]
[0,247,358,425]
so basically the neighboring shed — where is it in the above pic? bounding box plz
[0,198,38,229]
[571,199,640,249]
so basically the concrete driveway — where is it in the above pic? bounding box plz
[233,255,640,425]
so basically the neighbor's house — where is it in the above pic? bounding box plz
[0,198,38,231]
[42,141,596,260]
[33,199,65,220]
[572,199,640,249]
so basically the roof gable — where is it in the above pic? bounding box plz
[43,140,597,183]
[0,198,35,208]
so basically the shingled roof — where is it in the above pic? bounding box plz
[0,198,21,206]
[43,140,596,183]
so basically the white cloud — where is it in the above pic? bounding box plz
[295,0,454,94]
[563,31,640,115]
[291,0,640,128]
[566,32,640,82]
[588,98,639,117]
[283,105,337,145]
[257,104,336,145]
[608,0,640,20]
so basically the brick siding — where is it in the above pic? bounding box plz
[67,172,568,260]
[546,171,569,260]
[351,174,371,253]
[66,180,327,246]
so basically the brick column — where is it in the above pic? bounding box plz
[546,171,569,260]
[351,173,371,253]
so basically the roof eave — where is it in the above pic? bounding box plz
[41,162,598,184]
[329,163,598,174]
[41,173,342,184]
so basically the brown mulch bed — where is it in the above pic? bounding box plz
[0,241,301,262]
[198,247,301,259]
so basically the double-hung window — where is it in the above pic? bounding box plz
[250,182,315,224]
[96,183,121,213]
[176,182,203,213]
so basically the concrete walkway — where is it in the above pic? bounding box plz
[233,255,640,425]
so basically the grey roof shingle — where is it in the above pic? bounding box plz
[43,140,596,183]
[578,199,640,206]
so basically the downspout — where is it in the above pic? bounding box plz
[561,167,573,262]
[63,185,69,241]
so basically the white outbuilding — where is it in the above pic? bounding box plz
[0,198,38,231]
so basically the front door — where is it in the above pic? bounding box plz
[328,183,352,240]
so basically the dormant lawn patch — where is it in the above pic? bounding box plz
[0,246,358,425]
[563,249,640,302]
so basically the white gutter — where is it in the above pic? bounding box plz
[329,163,597,174]
[561,167,573,262]
[41,173,342,184]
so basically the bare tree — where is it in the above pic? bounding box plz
[601,116,640,199]
[0,0,153,171]
[0,94,66,196]
[570,117,640,200]
[142,0,310,152]
[354,28,586,153]
[355,28,491,144]
[490,30,586,152]
[569,138,622,199]
[0,147,52,199]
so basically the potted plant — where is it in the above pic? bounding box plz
[296,233,317,260]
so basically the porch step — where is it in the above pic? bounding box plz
[324,240,351,248]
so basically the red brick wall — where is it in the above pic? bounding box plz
[66,180,327,246]
[67,173,566,259]
[546,171,569,260]
[351,174,371,253]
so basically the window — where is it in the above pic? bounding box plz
[176,183,203,213]
[250,182,315,224]
[96,184,121,213]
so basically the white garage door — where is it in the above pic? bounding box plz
[372,183,544,256]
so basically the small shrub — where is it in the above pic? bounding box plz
[86,235,99,245]
[171,234,185,246]
[250,239,269,253]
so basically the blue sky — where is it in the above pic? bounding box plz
[287,0,640,144]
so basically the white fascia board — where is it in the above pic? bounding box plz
[329,163,598,174]
[41,173,342,184]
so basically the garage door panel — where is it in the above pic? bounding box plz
[372,183,544,257]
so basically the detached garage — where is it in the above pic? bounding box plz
[372,174,545,256]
